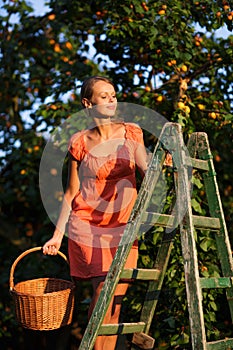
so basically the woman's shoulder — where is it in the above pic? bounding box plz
[69,129,86,144]
[124,122,143,140]
[68,130,87,160]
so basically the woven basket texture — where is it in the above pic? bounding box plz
[11,277,75,330]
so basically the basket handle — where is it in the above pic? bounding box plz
[9,246,69,291]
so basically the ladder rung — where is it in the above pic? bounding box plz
[206,337,233,349]
[99,322,146,335]
[193,216,220,230]
[200,277,232,289]
[141,212,220,230]
[120,268,160,280]
[191,158,209,170]
[141,212,172,227]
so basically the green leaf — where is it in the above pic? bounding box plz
[191,198,203,213]
[141,255,151,266]
[192,176,203,189]
[139,242,147,250]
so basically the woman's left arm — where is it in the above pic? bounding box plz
[135,138,148,178]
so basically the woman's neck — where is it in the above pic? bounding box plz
[93,118,113,140]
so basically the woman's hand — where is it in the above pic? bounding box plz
[42,237,62,255]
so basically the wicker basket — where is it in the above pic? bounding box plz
[9,246,75,331]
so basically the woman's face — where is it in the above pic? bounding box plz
[84,80,117,118]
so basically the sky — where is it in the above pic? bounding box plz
[30,0,50,15]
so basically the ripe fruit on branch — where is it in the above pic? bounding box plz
[48,13,56,20]
[156,95,163,102]
[194,35,203,46]
[61,56,69,62]
[167,59,176,66]
[141,2,149,11]
[197,104,205,110]
[183,105,190,114]
[213,100,224,108]
[158,9,166,15]
[177,101,190,114]
[223,5,230,11]
[145,86,151,92]
[181,64,188,72]
[177,101,185,109]
[132,92,140,98]
[54,43,61,52]
[208,112,217,119]
[65,42,73,50]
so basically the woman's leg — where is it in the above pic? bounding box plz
[89,276,129,350]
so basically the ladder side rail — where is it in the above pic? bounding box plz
[194,132,233,273]
[78,124,171,350]
[134,123,187,336]
[188,132,233,321]
[175,126,207,349]
[138,121,183,334]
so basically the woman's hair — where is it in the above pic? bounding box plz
[80,76,115,106]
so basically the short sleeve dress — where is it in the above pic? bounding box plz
[67,122,144,279]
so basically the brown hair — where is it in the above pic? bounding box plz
[80,76,115,106]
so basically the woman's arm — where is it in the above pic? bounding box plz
[134,134,148,178]
[43,155,80,255]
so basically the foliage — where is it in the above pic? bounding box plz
[0,0,233,348]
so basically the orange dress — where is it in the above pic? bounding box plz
[67,123,144,279]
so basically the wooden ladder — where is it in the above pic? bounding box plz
[78,122,233,350]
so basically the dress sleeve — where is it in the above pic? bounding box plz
[126,123,148,175]
[125,123,144,145]
[68,131,86,161]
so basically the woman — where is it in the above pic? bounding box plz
[43,76,148,350]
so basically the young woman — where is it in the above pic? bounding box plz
[43,76,148,349]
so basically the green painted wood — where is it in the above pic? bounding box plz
[191,157,209,170]
[171,126,207,349]
[120,268,161,280]
[192,216,220,230]
[99,322,146,335]
[186,132,233,349]
[141,212,220,230]
[200,277,232,289]
[188,133,233,321]
[133,124,186,338]
[206,337,233,349]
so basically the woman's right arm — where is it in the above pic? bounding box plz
[42,155,80,255]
